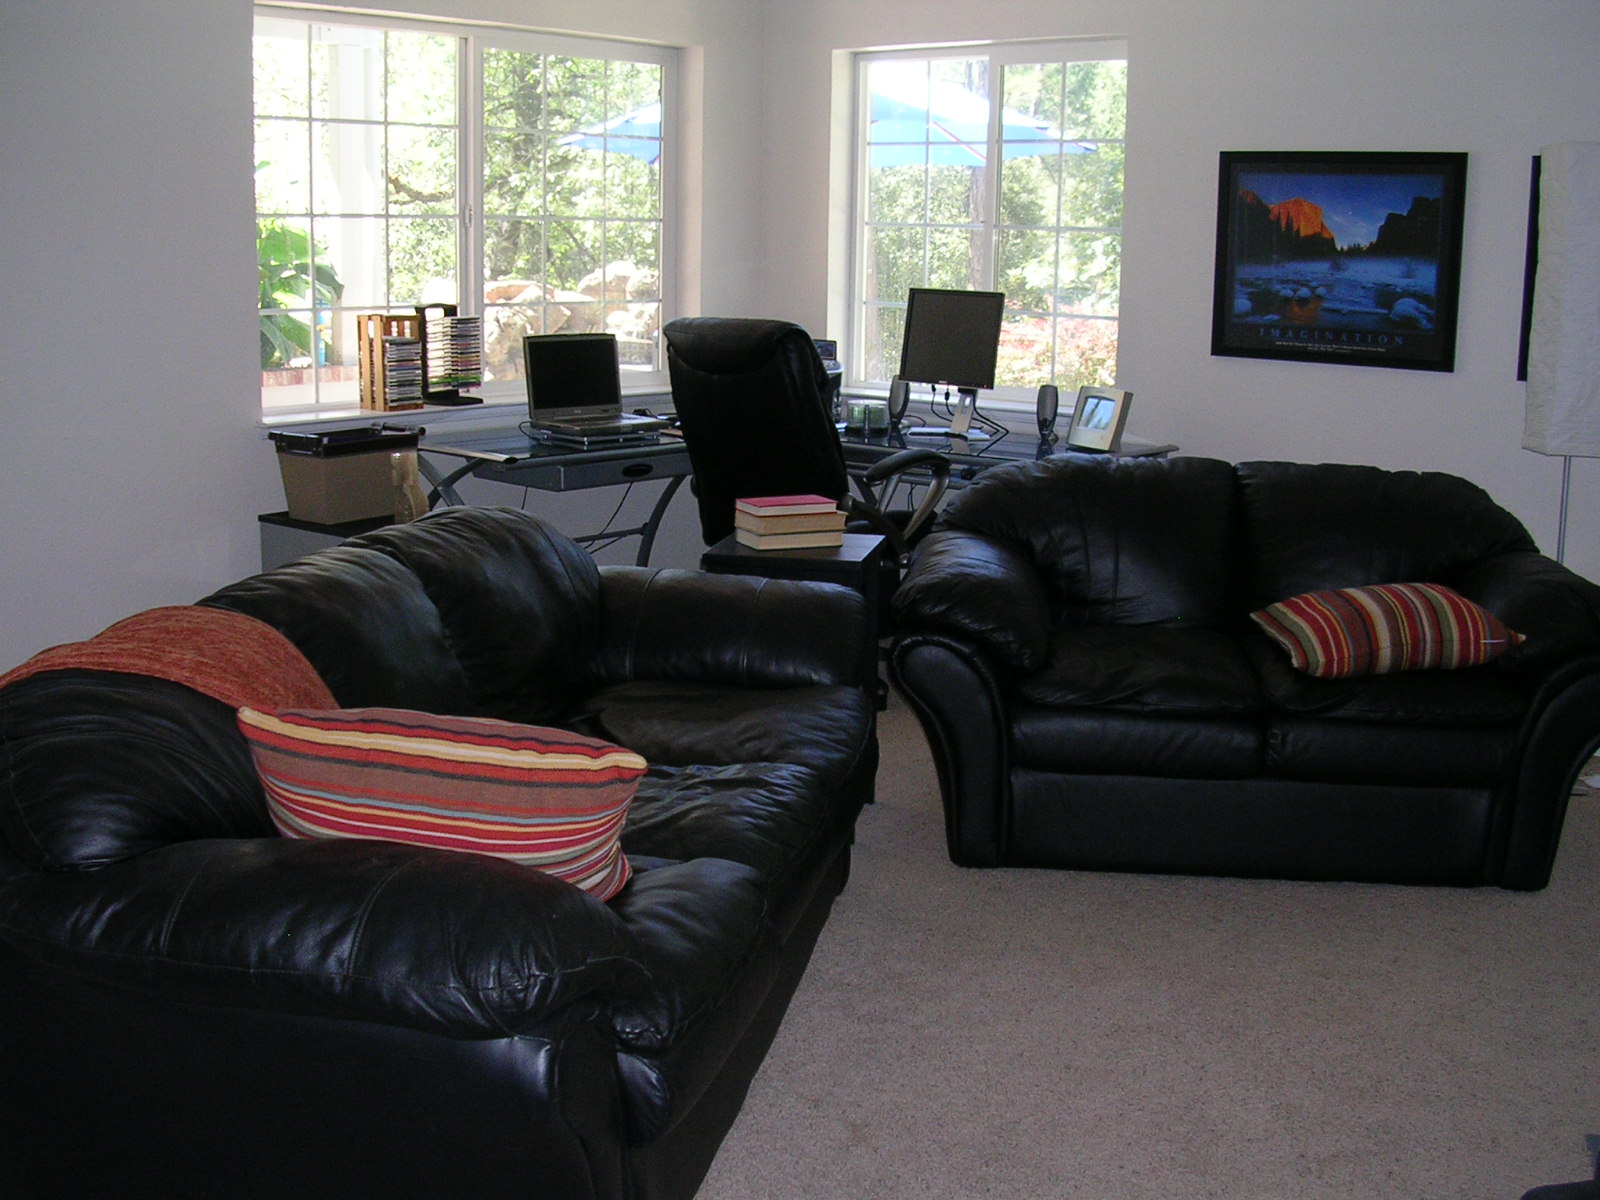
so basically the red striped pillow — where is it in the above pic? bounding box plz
[237,707,646,900]
[1249,582,1525,679]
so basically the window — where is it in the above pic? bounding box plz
[852,43,1126,396]
[253,9,672,414]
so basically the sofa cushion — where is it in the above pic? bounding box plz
[1243,634,1530,726]
[200,546,474,714]
[1010,701,1262,778]
[1263,716,1517,786]
[1236,461,1539,608]
[349,507,605,724]
[1250,582,1525,679]
[1019,625,1263,715]
[936,456,1242,628]
[579,680,875,794]
[238,707,645,900]
[624,763,842,934]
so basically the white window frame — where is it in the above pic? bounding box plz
[255,5,678,417]
[848,38,1126,406]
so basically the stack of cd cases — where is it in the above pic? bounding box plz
[357,313,424,411]
[422,307,483,403]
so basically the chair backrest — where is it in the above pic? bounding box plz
[663,317,850,544]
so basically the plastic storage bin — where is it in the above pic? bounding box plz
[270,426,421,525]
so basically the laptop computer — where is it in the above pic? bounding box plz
[522,332,670,445]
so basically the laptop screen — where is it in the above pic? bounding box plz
[523,333,622,421]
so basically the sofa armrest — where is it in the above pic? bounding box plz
[890,528,1052,674]
[1450,551,1600,674]
[1501,655,1600,889]
[889,633,1014,866]
[0,837,652,1038]
[595,566,869,689]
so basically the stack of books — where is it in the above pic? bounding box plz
[734,494,846,550]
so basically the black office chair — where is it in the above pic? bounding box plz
[661,316,949,566]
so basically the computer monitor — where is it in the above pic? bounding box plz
[898,287,1005,437]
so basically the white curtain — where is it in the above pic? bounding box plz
[1524,141,1600,457]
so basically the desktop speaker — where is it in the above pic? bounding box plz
[888,377,912,425]
[1036,384,1060,436]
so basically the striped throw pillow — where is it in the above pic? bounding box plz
[237,707,646,900]
[1248,582,1525,680]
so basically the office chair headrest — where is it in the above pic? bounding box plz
[663,317,816,374]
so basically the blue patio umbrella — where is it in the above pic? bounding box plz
[864,63,1092,168]
[558,101,664,163]
[559,73,1090,168]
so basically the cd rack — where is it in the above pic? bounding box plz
[356,305,484,410]
[415,303,483,406]
[357,312,424,412]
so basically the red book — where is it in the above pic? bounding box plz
[734,494,840,517]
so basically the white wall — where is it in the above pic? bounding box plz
[0,0,766,670]
[758,0,1600,580]
[3,0,1598,670]
[1,0,261,671]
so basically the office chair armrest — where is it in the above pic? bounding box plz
[855,448,952,555]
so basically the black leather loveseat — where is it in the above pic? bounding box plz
[889,456,1600,889]
[0,506,878,1200]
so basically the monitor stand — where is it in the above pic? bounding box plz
[903,387,992,440]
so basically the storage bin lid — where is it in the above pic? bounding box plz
[269,426,421,457]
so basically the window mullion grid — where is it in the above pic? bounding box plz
[977,59,1002,294]
[381,31,393,326]
[461,33,482,324]
[1046,68,1068,382]
[538,53,551,337]
[301,26,325,407]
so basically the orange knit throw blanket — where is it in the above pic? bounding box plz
[0,605,336,712]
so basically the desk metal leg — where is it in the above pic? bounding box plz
[417,454,474,508]
[568,474,685,566]
[634,474,685,566]
[420,455,685,567]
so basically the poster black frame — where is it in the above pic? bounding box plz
[1210,150,1468,372]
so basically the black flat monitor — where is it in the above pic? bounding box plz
[898,287,1005,437]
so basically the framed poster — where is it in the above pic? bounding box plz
[1210,150,1467,372]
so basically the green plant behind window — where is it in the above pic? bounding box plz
[257,215,343,369]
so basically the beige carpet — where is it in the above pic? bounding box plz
[698,695,1600,1200]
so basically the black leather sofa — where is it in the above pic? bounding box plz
[889,456,1600,889]
[0,506,877,1200]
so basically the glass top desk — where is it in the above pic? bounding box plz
[837,425,1178,484]
[418,421,1177,566]
[417,426,692,566]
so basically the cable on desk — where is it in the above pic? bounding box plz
[515,475,640,557]
[919,384,1008,443]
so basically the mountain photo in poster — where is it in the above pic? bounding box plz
[1210,151,1467,371]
